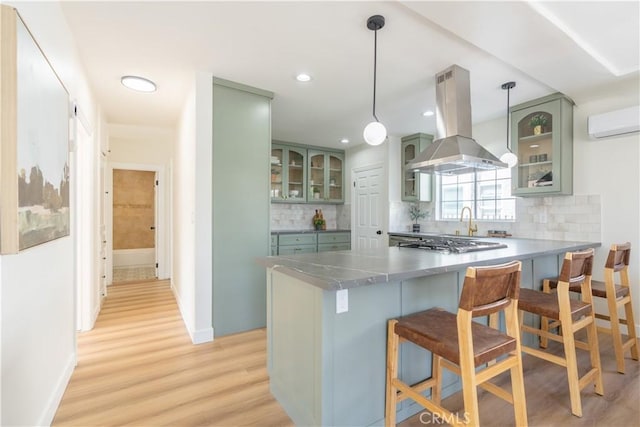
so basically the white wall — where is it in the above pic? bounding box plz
[572,76,640,325]
[109,124,174,164]
[1,1,100,425]
[172,72,213,344]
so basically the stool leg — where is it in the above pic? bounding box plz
[624,298,639,361]
[621,269,639,361]
[541,279,551,348]
[506,302,528,427]
[386,320,399,427]
[431,354,442,405]
[585,315,604,396]
[458,311,480,426]
[606,274,626,373]
[558,288,583,417]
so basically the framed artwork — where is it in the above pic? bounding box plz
[0,6,70,253]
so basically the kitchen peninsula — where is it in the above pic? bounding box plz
[258,238,600,426]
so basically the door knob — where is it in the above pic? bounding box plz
[376,230,382,235]
[150,226,156,230]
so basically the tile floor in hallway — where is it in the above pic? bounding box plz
[112,266,156,283]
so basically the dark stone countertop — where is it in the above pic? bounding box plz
[257,238,600,291]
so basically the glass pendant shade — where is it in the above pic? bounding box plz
[363,121,387,146]
[500,151,518,168]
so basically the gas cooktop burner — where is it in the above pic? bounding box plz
[396,236,507,253]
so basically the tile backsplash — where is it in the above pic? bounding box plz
[272,195,601,242]
[271,204,351,231]
[390,195,601,242]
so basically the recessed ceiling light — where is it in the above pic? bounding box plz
[422,110,434,117]
[121,75,156,93]
[296,73,312,82]
[529,144,540,148]
[340,138,349,144]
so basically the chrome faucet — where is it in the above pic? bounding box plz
[460,206,478,237]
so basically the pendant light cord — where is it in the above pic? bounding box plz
[502,81,516,152]
[506,85,510,151]
[372,28,379,122]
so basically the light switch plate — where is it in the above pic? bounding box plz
[336,289,348,314]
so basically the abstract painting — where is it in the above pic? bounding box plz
[0,6,69,253]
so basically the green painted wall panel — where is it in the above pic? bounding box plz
[212,81,272,336]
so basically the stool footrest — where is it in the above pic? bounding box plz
[521,345,568,367]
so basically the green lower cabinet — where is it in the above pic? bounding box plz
[318,243,350,252]
[272,232,351,254]
[278,245,317,255]
[277,233,318,255]
[317,232,350,252]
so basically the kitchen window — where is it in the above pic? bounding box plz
[437,168,515,221]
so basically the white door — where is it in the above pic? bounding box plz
[353,165,386,249]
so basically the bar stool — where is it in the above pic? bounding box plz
[385,261,527,426]
[518,248,603,417]
[542,242,638,373]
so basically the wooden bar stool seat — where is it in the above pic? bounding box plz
[518,248,603,418]
[385,261,527,426]
[542,243,638,373]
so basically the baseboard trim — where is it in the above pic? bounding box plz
[170,282,213,345]
[39,352,76,426]
[192,326,214,344]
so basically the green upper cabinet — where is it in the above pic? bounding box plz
[308,150,344,203]
[271,141,345,204]
[271,144,307,202]
[401,133,434,202]
[510,93,574,197]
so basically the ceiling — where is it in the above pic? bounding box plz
[58,1,639,149]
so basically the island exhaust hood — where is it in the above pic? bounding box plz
[407,65,507,175]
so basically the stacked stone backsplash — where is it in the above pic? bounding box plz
[271,203,351,231]
[391,195,601,242]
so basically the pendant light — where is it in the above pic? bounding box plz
[363,15,386,146]
[500,81,518,167]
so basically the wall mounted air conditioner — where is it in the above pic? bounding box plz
[588,105,640,139]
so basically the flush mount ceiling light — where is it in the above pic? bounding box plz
[499,81,518,168]
[363,15,387,146]
[296,73,312,82]
[121,75,156,93]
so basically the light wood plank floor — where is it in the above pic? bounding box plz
[54,279,639,426]
[52,280,293,427]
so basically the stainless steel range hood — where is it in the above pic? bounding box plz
[407,65,507,175]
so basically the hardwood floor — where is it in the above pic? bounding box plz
[52,280,293,427]
[54,280,639,426]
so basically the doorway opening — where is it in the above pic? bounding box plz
[112,168,157,283]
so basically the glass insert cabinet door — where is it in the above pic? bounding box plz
[510,93,573,197]
[271,145,307,202]
[515,110,554,190]
[403,143,417,199]
[401,133,433,202]
[270,147,283,199]
[308,150,344,203]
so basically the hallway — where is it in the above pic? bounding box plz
[52,280,293,426]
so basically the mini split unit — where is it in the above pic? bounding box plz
[588,105,640,139]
